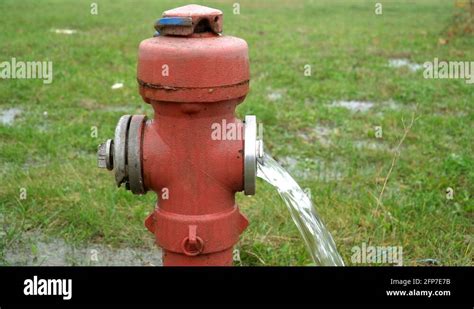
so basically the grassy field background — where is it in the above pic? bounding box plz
[0,0,472,266]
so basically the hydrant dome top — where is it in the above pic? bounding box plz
[138,4,249,103]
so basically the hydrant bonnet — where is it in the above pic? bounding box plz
[137,4,250,103]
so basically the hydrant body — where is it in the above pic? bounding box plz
[98,4,262,266]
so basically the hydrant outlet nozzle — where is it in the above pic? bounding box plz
[244,115,264,195]
[97,115,147,195]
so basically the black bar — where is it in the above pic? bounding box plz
[0,267,471,306]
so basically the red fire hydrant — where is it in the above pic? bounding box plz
[98,4,263,266]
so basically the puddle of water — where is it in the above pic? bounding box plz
[267,92,282,101]
[330,100,374,112]
[354,140,388,151]
[51,29,77,35]
[330,99,407,113]
[0,108,22,126]
[386,99,401,109]
[3,232,162,266]
[279,156,345,182]
[299,125,333,147]
[388,58,422,72]
[257,153,344,266]
[267,88,285,101]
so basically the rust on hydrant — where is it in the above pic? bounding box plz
[97,4,263,266]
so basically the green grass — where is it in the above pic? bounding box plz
[0,0,472,266]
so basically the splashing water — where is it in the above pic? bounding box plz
[257,153,344,266]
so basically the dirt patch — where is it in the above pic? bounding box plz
[3,231,162,266]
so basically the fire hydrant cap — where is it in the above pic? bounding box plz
[156,4,223,36]
[137,4,250,103]
[163,4,222,20]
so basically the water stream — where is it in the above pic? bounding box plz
[257,153,345,266]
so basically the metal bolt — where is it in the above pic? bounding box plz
[97,139,114,170]
[256,139,264,160]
